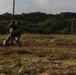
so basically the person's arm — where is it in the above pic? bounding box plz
[8,23,13,33]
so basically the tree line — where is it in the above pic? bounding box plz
[0,12,76,34]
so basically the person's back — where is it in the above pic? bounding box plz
[11,21,21,37]
[8,21,21,36]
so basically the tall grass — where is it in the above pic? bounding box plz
[0,34,76,75]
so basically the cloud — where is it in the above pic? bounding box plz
[16,0,76,14]
[0,0,76,14]
[15,0,51,13]
[0,0,12,14]
[48,0,76,14]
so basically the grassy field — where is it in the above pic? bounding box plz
[0,34,76,75]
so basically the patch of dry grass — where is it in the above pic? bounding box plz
[0,34,76,75]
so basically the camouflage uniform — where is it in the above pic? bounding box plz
[3,21,21,46]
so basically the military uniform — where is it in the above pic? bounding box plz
[3,21,21,46]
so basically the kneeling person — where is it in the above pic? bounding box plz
[3,21,22,47]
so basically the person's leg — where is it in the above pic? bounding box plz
[10,37,14,45]
[3,34,12,46]
[15,37,21,47]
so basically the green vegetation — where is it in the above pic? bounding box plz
[0,34,76,75]
[0,12,75,34]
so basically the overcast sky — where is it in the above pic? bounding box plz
[0,0,76,14]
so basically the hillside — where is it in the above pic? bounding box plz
[0,12,75,34]
[0,34,76,75]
